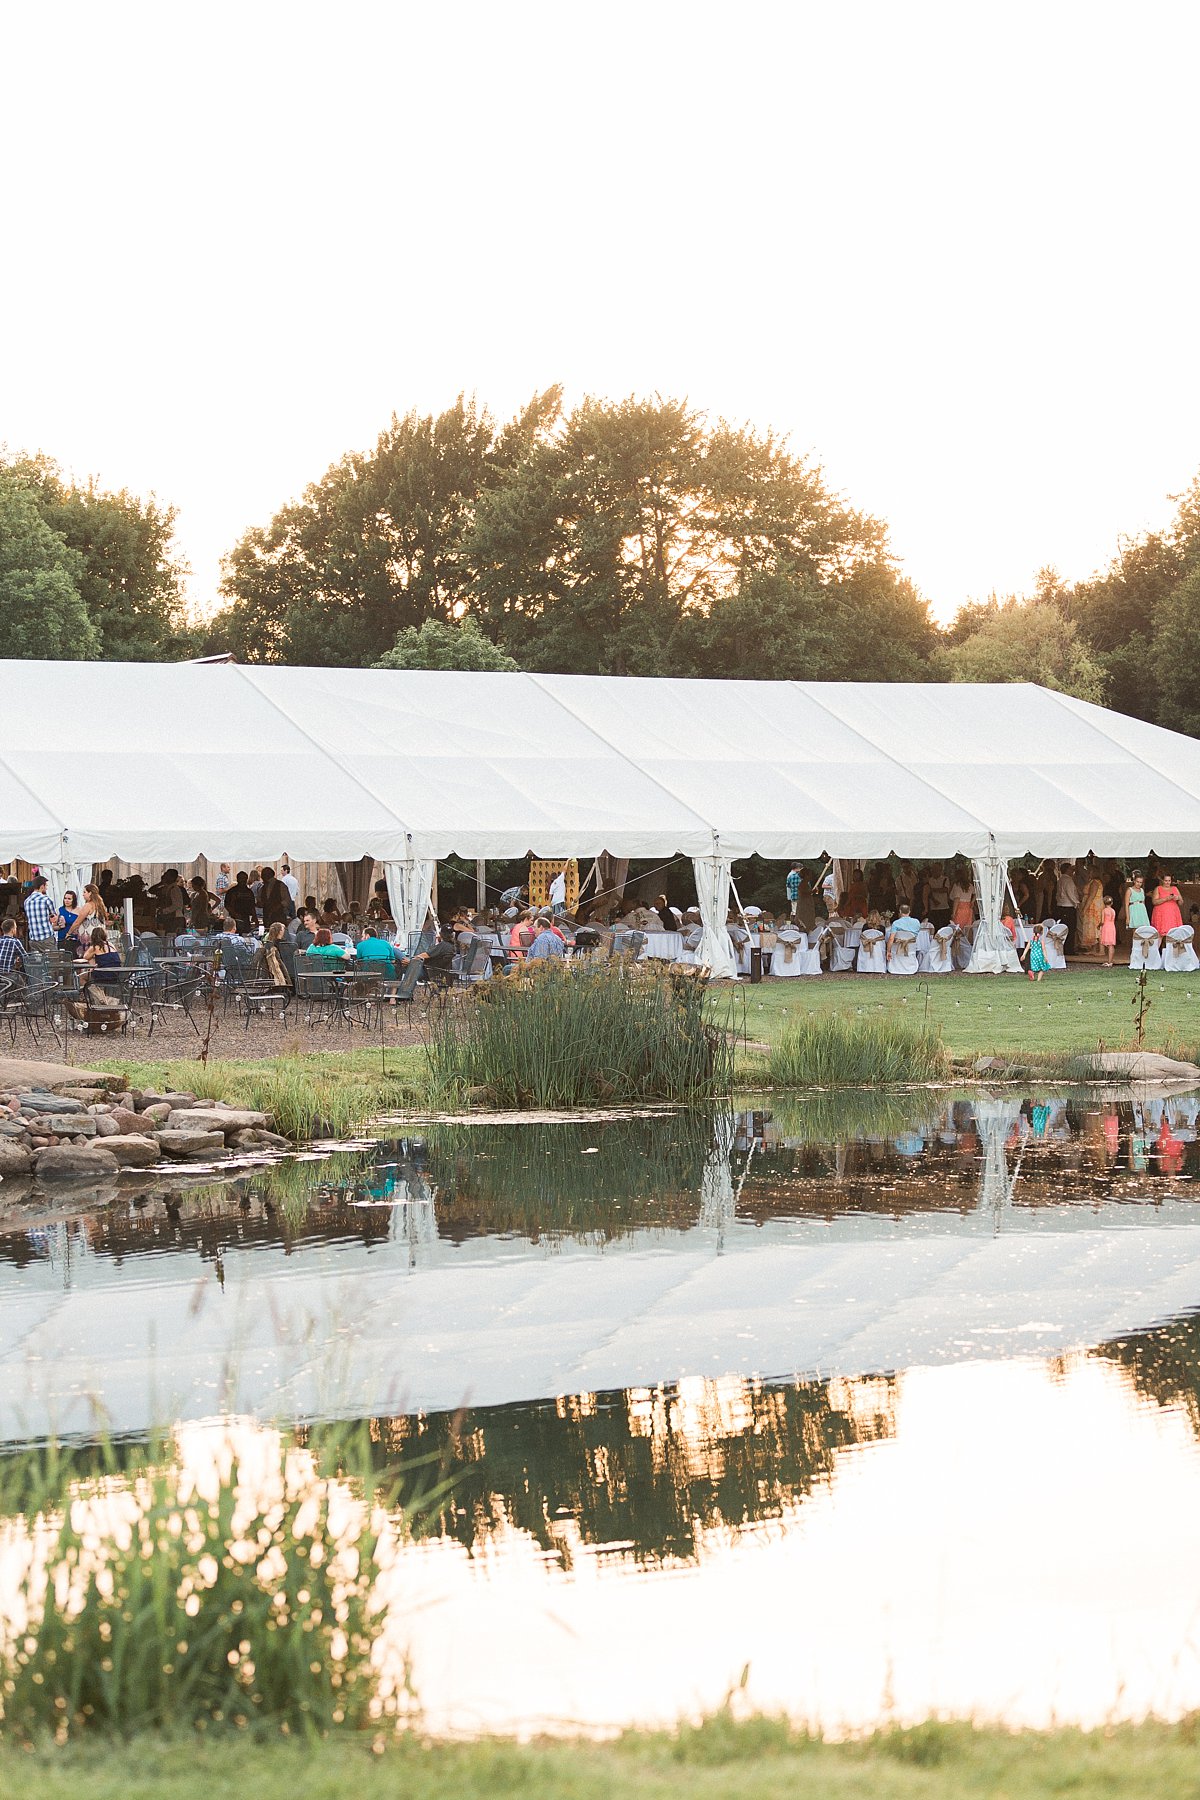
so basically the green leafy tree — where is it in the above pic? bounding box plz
[2,454,189,660]
[671,562,933,681]
[210,391,560,666]
[938,597,1106,702]
[374,616,518,671]
[466,395,905,675]
[0,470,98,659]
[1151,565,1200,736]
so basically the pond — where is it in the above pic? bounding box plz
[5,1088,1200,1735]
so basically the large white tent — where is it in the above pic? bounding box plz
[4,660,1200,977]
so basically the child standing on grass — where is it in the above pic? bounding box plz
[1024,922,1049,982]
[1100,895,1117,968]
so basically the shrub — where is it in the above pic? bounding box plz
[426,964,733,1108]
[768,1013,948,1088]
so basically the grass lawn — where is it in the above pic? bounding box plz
[88,969,1200,1134]
[9,1719,1200,1800]
[732,965,1200,1072]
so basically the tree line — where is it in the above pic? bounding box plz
[3,394,1200,732]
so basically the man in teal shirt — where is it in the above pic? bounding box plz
[355,927,396,975]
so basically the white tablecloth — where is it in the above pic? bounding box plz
[641,931,685,962]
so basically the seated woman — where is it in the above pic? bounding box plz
[257,921,294,987]
[319,898,344,932]
[81,926,122,988]
[303,926,348,962]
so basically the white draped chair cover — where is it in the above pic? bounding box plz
[1163,925,1200,973]
[692,856,738,980]
[968,856,1022,974]
[772,927,821,977]
[1130,926,1163,971]
[887,929,920,976]
[928,926,957,974]
[857,929,886,974]
[384,858,436,952]
[1043,921,1069,970]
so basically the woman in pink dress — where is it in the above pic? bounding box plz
[1151,874,1184,936]
[1099,895,1117,968]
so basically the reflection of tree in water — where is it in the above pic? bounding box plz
[424,1111,714,1244]
[361,1371,898,1567]
[1095,1309,1200,1436]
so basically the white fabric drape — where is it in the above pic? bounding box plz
[43,862,91,912]
[692,856,738,980]
[384,858,436,949]
[968,856,1021,974]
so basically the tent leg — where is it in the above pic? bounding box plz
[476,860,486,913]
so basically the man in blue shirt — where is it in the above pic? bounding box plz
[528,917,566,960]
[0,920,28,975]
[355,927,396,975]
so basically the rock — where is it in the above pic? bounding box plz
[156,1129,225,1159]
[20,1114,96,1138]
[973,1056,1003,1074]
[102,1134,162,1168]
[0,1056,114,1093]
[140,1103,172,1126]
[56,1087,111,1105]
[33,1145,120,1180]
[0,1140,33,1177]
[162,1092,197,1110]
[18,1091,84,1114]
[1087,1051,1200,1082]
[228,1127,291,1151]
[177,1107,270,1135]
[93,1113,120,1138]
[0,1119,31,1138]
[107,1107,145,1135]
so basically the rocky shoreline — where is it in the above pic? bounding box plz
[0,1060,291,1189]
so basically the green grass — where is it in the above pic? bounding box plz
[92,1048,429,1140]
[768,1012,949,1087]
[735,967,1200,1081]
[8,1717,1200,1798]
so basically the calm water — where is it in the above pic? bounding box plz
[6,1089,1200,1733]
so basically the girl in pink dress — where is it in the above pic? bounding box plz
[1100,895,1117,968]
[1151,874,1184,936]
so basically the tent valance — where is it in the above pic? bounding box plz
[3,661,1200,864]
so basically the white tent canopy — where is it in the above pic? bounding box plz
[4,661,1200,865]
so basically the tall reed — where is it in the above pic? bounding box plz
[426,964,734,1108]
[0,1424,404,1742]
[768,1013,948,1088]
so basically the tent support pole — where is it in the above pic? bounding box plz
[475,860,486,913]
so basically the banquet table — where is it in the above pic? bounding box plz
[641,930,685,962]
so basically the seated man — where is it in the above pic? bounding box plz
[355,926,396,976]
[885,907,922,956]
[0,918,28,979]
[528,917,566,960]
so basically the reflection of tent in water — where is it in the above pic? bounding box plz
[698,1113,737,1235]
[975,1096,1027,1219]
[360,1151,438,1252]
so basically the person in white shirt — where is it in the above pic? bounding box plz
[279,864,300,908]
[549,868,567,917]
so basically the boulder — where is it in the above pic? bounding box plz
[139,1102,172,1126]
[156,1129,225,1159]
[228,1127,291,1151]
[93,1113,121,1137]
[0,1140,33,1177]
[107,1107,146,1136]
[175,1107,270,1135]
[1086,1051,1200,1083]
[161,1092,197,1110]
[102,1134,162,1168]
[18,1091,84,1114]
[33,1145,120,1180]
[20,1114,96,1138]
[0,1056,115,1092]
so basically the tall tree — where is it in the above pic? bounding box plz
[2,454,188,660]
[1152,565,1200,737]
[0,470,98,659]
[210,391,561,665]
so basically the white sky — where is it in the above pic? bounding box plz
[2,2,1198,624]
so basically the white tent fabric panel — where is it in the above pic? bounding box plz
[240,666,714,859]
[536,676,996,858]
[4,662,1200,863]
